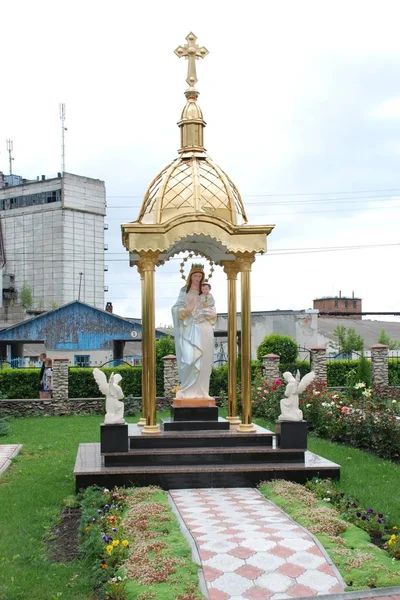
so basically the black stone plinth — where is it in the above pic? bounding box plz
[161,417,230,432]
[100,423,128,453]
[171,406,219,421]
[275,420,308,449]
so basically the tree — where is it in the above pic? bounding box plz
[256,334,298,363]
[378,329,400,350]
[333,325,364,355]
[156,335,176,361]
[19,283,33,310]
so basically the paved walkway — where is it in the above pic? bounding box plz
[170,488,346,600]
[0,444,21,476]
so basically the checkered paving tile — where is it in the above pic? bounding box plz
[170,488,345,599]
[0,445,20,474]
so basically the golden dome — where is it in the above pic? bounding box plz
[135,33,248,228]
[138,155,248,226]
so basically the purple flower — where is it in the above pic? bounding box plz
[377,519,382,524]
[104,504,110,511]
[107,536,112,542]
[378,513,383,518]
[362,516,367,520]
[367,509,374,514]
[92,518,96,523]
[356,512,361,517]
[98,509,103,515]
[112,528,117,533]
[102,535,107,542]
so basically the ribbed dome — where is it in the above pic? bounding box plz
[137,155,248,226]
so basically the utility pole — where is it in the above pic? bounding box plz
[6,139,14,175]
[78,272,83,301]
[59,103,67,174]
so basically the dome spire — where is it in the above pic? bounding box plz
[174,33,209,156]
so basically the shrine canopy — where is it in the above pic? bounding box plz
[121,32,274,265]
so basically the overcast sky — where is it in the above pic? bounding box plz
[1,0,400,327]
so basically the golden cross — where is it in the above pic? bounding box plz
[174,32,209,87]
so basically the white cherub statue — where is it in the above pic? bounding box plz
[278,370,315,422]
[93,368,125,425]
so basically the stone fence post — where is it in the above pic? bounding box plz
[262,354,280,380]
[52,357,69,401]
[163,355,179,400]
[310,346,327,383]
[371,344,389,390]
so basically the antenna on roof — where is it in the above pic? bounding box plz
[6,139,14,175]
[59,103,67,174]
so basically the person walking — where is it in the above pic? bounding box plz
[39,352,47,399]
[42,358,53,399]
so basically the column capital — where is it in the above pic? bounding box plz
[137,251,160,271]
[235,252,255,272]
[221,260,240,279]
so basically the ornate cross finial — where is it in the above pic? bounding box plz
[174,32,209,88]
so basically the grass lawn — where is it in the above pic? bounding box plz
[0,412,399,599]
[252,415,400,526]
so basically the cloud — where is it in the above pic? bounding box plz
[370,97,400,120]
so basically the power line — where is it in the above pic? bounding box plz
[105,203,400,219]
[8,241,398,264]
[106,187,400,199]
[106,193,400,209]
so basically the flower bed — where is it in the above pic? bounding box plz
[258,479,400,590]
[78,485,203,600]
[251,374,400,461]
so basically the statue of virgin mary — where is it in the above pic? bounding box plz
[171,264,216,399]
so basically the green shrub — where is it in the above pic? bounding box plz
[0,368,39,398]
[0,417,10,436]
[210,361,262,398]
[69,367,142,398]
[251,371,284,421]
[389,359,400,386]
[356,354,371,387]
[280,361,310,378]
[327,359,360,386]
[210,363,228,396]
[256,334,298,364]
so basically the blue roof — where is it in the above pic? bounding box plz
[0,301,166,351]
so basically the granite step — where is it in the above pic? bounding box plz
[103,446,305,466]
[74,443,340,491]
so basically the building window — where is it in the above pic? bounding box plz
[74,355,90,367]
[353,300,357,308]
[0,189,61,211]
[344,299,348,308]
[334,299,338,308]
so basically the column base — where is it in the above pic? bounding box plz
[226,415,241,425]
[137,418,146,426]
[141,424,162,435]
[238,422,256,433]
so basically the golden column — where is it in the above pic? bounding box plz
[221,261,241,425]
[137,251,161,434]
[135,264,146,427]
[237,252,256,432]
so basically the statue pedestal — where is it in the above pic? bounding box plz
[172,397,216,408]
[275,420,307,450]
[162,398,229,432]
[100,423,129,453]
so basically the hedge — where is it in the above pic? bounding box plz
[69,367,142,398]
[0,366,143,399]
[0,368,40,399]
[389,359,400,386]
